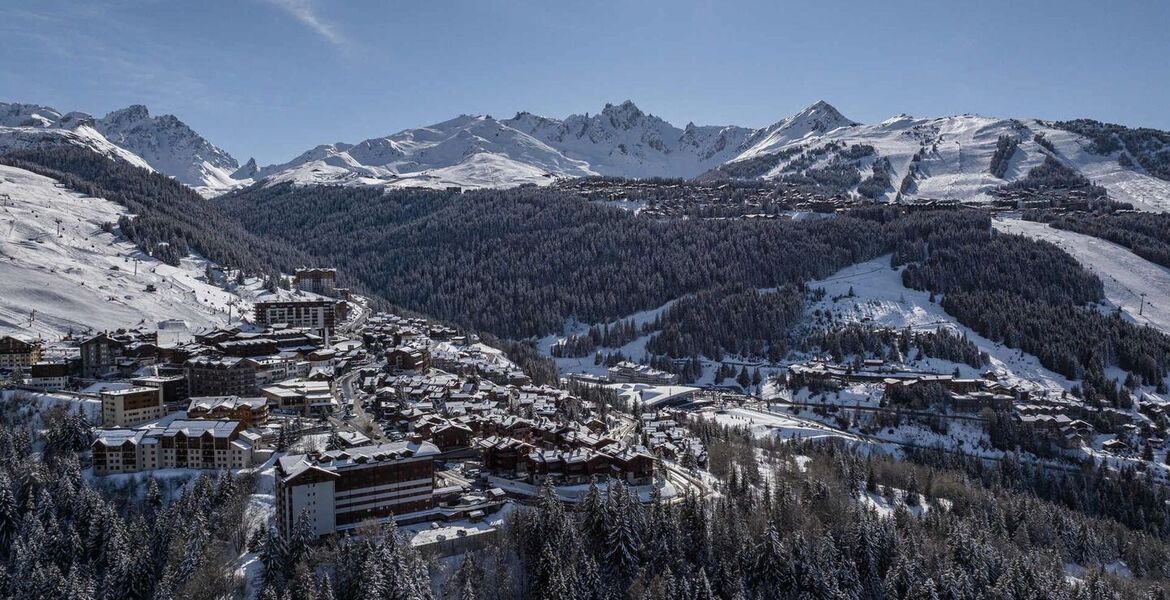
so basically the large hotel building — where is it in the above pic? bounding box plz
[275,441,439,537]
[91,420,259,475]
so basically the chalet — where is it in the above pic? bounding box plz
[432,421,474,451]
[1102,439,1129,453]
[187,396,270,427]
[334,430,372,448]
[603,445,656,485]
[387,347,429,372]
[261,378,337,414]
[218,337,279,357]
[477,436,534,475]
[481,415,533,442]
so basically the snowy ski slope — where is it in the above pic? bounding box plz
[995,217,1170,337]
[0,164,263,341]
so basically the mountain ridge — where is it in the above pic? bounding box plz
[3,98,1170,211]
[0,101,241,195]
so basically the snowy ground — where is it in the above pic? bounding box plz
[0,164,239,338]
[858,488,949,519]
[1033,124,1170,213]
[707,406,859,443]
[804,255,1078,395]
[995,216,1170,337]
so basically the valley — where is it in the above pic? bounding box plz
[2,96,1170,600]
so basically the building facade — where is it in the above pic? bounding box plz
[261,378,337,414]
[0,335,41,372]
[254,300,344,337]
[293,268,337,296]
[80,333,118,379]
[185,356,258,397]
[101,386,165,427]
[275,441,439,537]
[131,374,189,410]
[91,420,258,475]
[24,362,69,390]
[187,395,270,427]
[607,361,679,385]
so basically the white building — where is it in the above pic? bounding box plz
[91,419,260,475]
[275,441,440,538]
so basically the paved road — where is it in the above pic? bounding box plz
[334,365,386,440]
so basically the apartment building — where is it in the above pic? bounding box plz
[0,335,40,372]
[101,386,165,427]
[253,299,345,337]
[91,419,259,475]
[185,356,258,397]
[293,268,337,296]
[187,395,270,427]
[275,441,439,537]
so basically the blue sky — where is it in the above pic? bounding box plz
[2,0,1167,165]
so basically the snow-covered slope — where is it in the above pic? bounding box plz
[995,217,1170,337]
[254,114,595,189]
[94,105,242,195]
[0,101,244,196]
[0,102,155,172]
[0,163,273,341]
[721,112,1170,209]
[804,256,1078,395]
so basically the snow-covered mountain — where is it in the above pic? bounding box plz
[94,105,241,193]
[504,100,757,179]
[4,98,1170,210]
[715,111,1170,212]
[0,102,155,172]
[249,99,1169,212]
[252,113,596,189]
[252,100,764,189]
[0,101,242,195]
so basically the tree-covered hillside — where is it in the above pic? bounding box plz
[224,183,897,337]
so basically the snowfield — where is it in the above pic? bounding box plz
[994,217,1170,337]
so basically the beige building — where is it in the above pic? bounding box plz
[91,419,260,475]
[0,335,40,372]
[101,386,165,427]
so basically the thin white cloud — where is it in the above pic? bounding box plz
[264,0,349,50]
